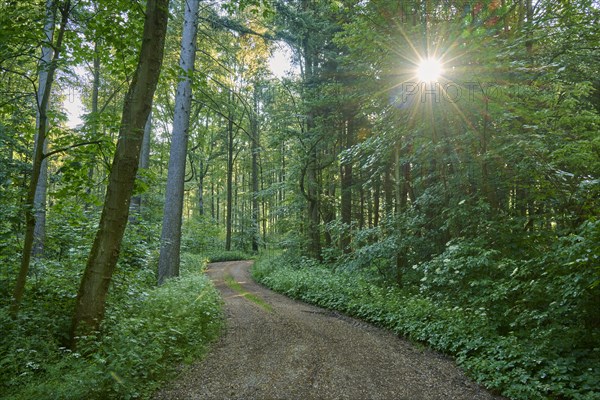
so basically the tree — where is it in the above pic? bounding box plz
[11,0,70,317]
[31,0,56,259]
[158,0,200,284]
[129,112,152,220]
[70,0,170,344]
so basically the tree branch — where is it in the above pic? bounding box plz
[42,140,103,160]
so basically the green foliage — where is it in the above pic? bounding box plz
[1,254,223,400]
[181,215,223,254]
[204,250,254,263]
[253,253,600,400]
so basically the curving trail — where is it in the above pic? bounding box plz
[153,260,506,400]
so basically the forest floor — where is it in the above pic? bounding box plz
[153,260,506,400]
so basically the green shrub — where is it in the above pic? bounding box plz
[1,254,223,400]
[204,250,253,263]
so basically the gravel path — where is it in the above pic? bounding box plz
[153,260,506,400]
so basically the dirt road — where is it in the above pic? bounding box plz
[153,260,505,400]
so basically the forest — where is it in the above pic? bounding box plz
[1,0,599,399]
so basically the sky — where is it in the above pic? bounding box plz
[63,43,296,129]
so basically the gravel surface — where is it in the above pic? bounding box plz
[153,261,506,400]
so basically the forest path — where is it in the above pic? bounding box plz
[153,261,505,400]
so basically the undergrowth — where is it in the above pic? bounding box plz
[0,253,223,400]
[204,250,254,263]
[252,254,600,400]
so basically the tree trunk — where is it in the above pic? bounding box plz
[322,181,336,248]
[158,0,199,285]
[85,39,101,212]
[211,181,215,219]
[525,0,534,55]
[31,0,55,259]
[70,0,169,345]
[301,0,321,260]
[11,0,68,317]
[340,118,353,253]
[251,85,260,253]
[225,103,234,251]
[383,164,394,216]
[394,141,402,213]
[373,177,380,227]
[197,159,204,216]
[129,112,152,220]
[307,149,321,259]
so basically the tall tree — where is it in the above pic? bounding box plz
[225,92,235,250]
[250,82,261,252]
[70,0,170,344]
[158,0,200,284]
[31,0,55,258]
[10,0,70,317]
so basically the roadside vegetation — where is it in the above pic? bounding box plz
[1,251,223,400]
[253,245,600,400]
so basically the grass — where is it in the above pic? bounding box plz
[223,274,273,313]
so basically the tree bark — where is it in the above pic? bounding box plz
[31,0,55,259]
[11,0,68,317]
[340,118,354,253]
[70,0,169,345]
[129,112,152,220]
[85,40,101,212]
[197,159,204,216]
[225,101,234,251]
[373,176,380,227]
[158,0,199,284]
[251,85,260,253]
[301,0,321,260]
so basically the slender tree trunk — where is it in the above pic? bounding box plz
[373,177,380,227]
[158,0,199,284]
[211,181,215,219]
[383,164,394,216]
[307,148,321,259]
[366,183,372,228]
[525,0,534,55]
[31,0,55,259]
[85,35,101,212]
[340,119,353,253]
[216,185,220,223]
[11,1,68,317]
[394,141,402,213]
[225,105,234,251]
[322,182,336,248]
[481,97,497,209]
[70,0,169,344]
[251,86,260,253]
[197,159,204,216]
[130,112,152,220]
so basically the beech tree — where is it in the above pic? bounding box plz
[11,0,70,317]
[158,0,200,284]
[31,0,55,259]
[70,0,170,344]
